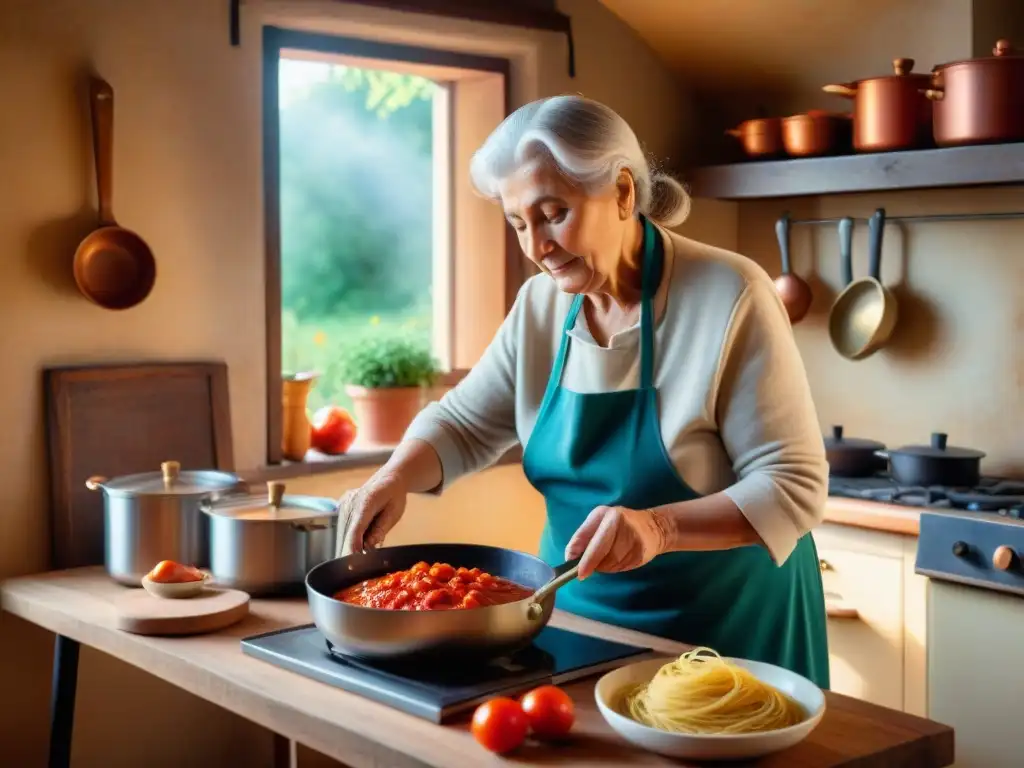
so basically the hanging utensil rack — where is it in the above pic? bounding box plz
[783,211,1024,226]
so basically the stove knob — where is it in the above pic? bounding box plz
[952,541,969,557]
[993,546,1017,572]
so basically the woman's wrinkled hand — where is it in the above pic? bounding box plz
[338,470,410,555]
[565,506,674,579]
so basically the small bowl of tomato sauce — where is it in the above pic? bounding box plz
[141,560,212,599]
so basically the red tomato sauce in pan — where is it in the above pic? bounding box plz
[333,561,534,611]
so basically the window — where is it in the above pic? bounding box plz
[263,27,518,465]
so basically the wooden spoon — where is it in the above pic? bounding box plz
[773,213,812,324]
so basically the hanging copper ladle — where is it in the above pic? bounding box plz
[774,213,812,323]
[72,75,156,310]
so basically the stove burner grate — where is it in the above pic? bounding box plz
[829,474,1024,515]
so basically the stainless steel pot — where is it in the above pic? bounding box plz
[86,461,243,586]
[202,481,339,596]
[306,543,579,662]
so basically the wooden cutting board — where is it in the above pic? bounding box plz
[44,361,235,570]
[112,587,250,636]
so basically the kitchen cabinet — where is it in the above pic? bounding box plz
[813,519,928,717]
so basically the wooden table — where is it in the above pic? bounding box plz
[1,567,954,768]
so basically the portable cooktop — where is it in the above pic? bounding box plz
[241,623,653,723]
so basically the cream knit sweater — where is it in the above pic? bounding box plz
[404,224,828,565]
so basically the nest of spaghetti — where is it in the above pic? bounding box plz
[618,647,807,735]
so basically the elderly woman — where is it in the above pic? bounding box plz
[341,95,830,688]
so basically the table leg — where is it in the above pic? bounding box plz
[48,635,80,768]
[273,734,298,768]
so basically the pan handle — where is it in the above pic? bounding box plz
[526,558,581,620]
[89,76,116,227]
[838,216,853,286]
[867,208,886,280]
[775,213,792,276]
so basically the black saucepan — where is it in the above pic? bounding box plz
[306,543,579,663]
[824,425,886,477]
[876,432,986,487]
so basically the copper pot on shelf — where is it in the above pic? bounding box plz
[923,40,1024,147]
[725,117,785,159]
[823,58,934,152]
[781,110,852,157]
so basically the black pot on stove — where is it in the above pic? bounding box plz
[876,432,986,487]
[823,425,886,477]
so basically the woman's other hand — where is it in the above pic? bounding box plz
[339,470,410,554]
[565,506,675,579]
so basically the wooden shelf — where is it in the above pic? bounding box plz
[687,142,1024,200]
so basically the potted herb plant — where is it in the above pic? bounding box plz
[337,332,439,446]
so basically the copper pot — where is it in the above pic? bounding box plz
[823,58,933,152]
[924,40,1024,147]
[725,118,784,158]
[781,110,852,157]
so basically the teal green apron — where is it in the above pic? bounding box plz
[522,215,830,689]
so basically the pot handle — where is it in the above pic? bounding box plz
[725,127,742,138]
[85,476,108,491]
[874,449,890,460]
[526,558,581,621]
[822,83,857,98]
[921,85,945,101]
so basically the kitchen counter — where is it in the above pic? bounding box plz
[824,498,921,536]
[2,568,952,768]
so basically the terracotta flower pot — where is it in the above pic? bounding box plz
[345,385,426,446]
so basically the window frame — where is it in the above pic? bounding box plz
[262,25,519,466]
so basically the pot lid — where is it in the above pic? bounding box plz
[824,425,885,451]
[828,57,932,89]
[89,461,240,497]
[935,39,1024,69]
[891,432,986,459]
[202,481,338,522]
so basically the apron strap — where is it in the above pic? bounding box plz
[540,294,584,408]
[639,216,660,390]
[541,216,662,401]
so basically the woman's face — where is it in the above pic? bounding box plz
[498,160,635,295]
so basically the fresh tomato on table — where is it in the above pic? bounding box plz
[310,405,358,455]
[520,685,575,738]
[470,685,575,753]
[471,697,529,753]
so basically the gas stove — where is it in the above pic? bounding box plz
[241,623,653,723]
[829,473,1024,517]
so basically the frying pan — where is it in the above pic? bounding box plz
[73,76,156,310]
[306,543,580,662]
[773,213,812,324]
[828,208,898,359]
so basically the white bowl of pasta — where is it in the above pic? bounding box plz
[594,648,826,761]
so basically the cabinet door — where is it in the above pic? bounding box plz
[817,546,904,710]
